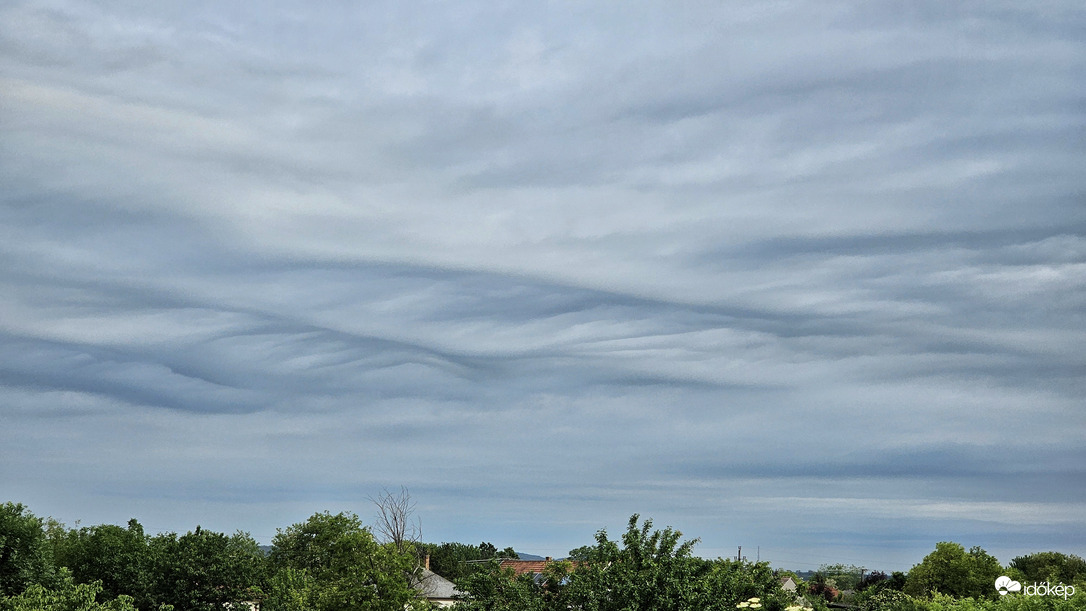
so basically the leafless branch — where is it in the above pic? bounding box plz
[371,486,421,553]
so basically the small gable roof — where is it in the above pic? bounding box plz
[411,569,461,600]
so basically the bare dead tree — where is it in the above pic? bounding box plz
[371,486,421,554]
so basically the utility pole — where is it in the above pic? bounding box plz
[737,546,742,562]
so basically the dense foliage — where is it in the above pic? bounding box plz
[454,514,790,611]
[0,574,140,611]
[3,503,430,611]
[904,542,1004,600]
[264,511,425,611]
[0,503,59,597]
[416,541,517,582]
[855,590,1086,610]
[150,527,266,611]
[1007,552,1086,585]
[452,561,553,611]
[4,501,1085,611]
[53,519,153,607]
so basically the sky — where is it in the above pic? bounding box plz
[1,1,1084,573]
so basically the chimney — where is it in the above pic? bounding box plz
[424,554,430,571]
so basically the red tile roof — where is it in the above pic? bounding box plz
[498,559,552,575]
[497,558,580,576]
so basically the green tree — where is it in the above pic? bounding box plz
[566,545,594,562]
[856,589,923,611]
[0,502,58,597]
[562,514,707,611]
[0,572,143,611]
[1009,551,1086,585]
[452,560,549,611]
[886,571,907,591]
[417,542,516,581]
[701,558,781,609]
[808,570,840,602]
[557,514,783,611]
[429,516,794,611]
[266,511,424,611]
[904,542,1002,600]
[149,527,265,611]
[53,519,155,609]
[262,567,318,611]
[818,563,865,591]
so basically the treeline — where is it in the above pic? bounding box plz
[0,503,787,611]
[441,518,1086,611]
[4,500,1086,611]
[451,514,787,610]
[1,502,431,610]
[773,545,1086,611]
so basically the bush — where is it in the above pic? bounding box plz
[859,589,925,611]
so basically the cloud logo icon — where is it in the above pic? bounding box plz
[995,576,1021,595]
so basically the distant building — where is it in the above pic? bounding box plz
[498,557,579,587]
[780,576,798,592]
[411,555,461,608]
[498,557,558,576]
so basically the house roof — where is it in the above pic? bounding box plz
[411,569,461,600]
[498,557,582,577]
[498,559,552,576]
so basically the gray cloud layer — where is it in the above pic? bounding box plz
[2,1,1084,570]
